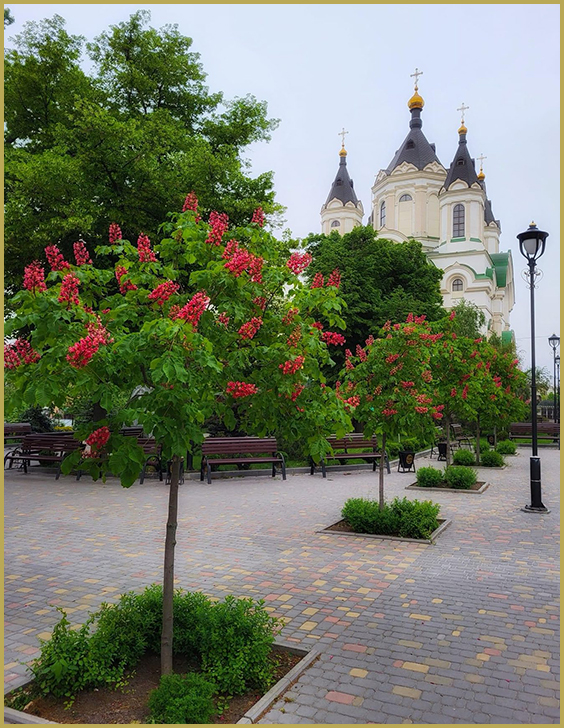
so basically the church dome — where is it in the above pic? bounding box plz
[408,88,424,110]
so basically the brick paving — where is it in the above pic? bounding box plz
[4,448,560,723]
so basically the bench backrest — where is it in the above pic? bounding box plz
[510,422,559,434]
[137,437,162,455]
[202,437,278,456]
[121,426,145,437]
[20,434,83,452]
[326,434,380,451]
[4,423,32,436]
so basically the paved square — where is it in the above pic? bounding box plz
[4,449,560,723]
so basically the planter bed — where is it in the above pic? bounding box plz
[318,517,450,544]
[4,643,318,725]
[406,481,490,494]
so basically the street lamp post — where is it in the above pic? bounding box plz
[548,334,559,422]
[555,355,560,424]
[517,222,550,513]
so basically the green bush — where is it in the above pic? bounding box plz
[479,438,491,453]
[14,406,53,432]
[147,673,217,724]
[496,439,517,455]
[480,450,505,467]
[415,466,444,488]
[452,449,476,466]
[341,497,440,539]
[444,465,477,489]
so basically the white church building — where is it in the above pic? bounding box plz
[320,77,515,341]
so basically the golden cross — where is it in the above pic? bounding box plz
[477,153,487,171]
[338,127,349,148]
[457,102,470,123]
[410,67,423,88]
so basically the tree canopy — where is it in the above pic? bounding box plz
[4,11,281,295]
[303,226,445,373]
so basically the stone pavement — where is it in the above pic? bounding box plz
[4,448,560,723]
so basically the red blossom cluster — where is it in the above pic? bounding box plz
[58,273,80,307]
[326,269,341,288]
[173,291,210,328]
[401,381,415,389]
[310,272,324,289]
[148,280,180,306]
[84,426,111,457]
[222,240,264,282]
[311,322,323,331]
[67,336,100,369]
[86,318,113,347]
[73,241,92,266]
[462,385,469,399]
[206,211,229,245]
[23,261,47,293]
[385,353,400,364]
[405,313,427,324]
[322,331,346,346]
[450,387,457,397]
[493,375,502,387]
[449,310,456,321]
[422,369,432,382]
[389,363,403,375]
[251,207,265,226]
[217,311,230,327]
[286,252,312,275]
[382,408,398,416]
[109,223,122,244]
[356,345,367,361]
[414,406,429,413]
[291,384,305,401]
[137,234,157,263]
[365,335,375,346]
[253,296,267,310]
[415,393,432,404]
[4,339,41,369]
[279,355,305,374]
[45,245,70,272]
[182,192,198,212]
[239,317,263,340]
[115,266,138,294]
[286,326,302,347]
[420,332,444,342]
[374,385,383,395]
[345,395,360,407]
[226,381,258,397]
[282,308,298,325]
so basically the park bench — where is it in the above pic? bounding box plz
[76,435,163,482]
[4,432,84,479]
[311,433,390,478]
[200,436,286,484]
[450,423,474,450]
[509,422,560,446]
[4,422,32,444]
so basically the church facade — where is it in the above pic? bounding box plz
[320,81,515,340]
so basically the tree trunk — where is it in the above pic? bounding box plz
[445,415,452,466]
[378,432,386,510]
[161,455,180,676]
[475,418,481,465]
[493,426,497,449]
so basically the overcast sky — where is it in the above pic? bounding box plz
[7,4,561,375]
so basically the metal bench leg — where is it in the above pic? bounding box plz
[206,462,212,484]
[200,460,205,481]
[280,458,286,480]
[139,464,146,484]
[321,459,327,479]
[386,456,390,474]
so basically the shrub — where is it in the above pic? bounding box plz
[452,449,476,466]
[341,497,440,539]
[496,439,517,455]
[479,438,491,453]
[444,465,477,489]
[14,406,53,432]
[147,673,217,724]
[415,466,444,488]
[198,595,281,695]
[480,450,505,467]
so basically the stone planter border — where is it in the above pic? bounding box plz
[4,643,318,726]
[406,481,491,495]
[317,517,451,545]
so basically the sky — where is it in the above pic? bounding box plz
[6,4,561,377]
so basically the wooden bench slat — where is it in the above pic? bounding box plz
[200,437,285,484]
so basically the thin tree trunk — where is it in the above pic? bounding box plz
[161,455,180,676]
[475,418,481,465]
[493,426,497,449]
[445,415,452,466]
[379,432,386,510]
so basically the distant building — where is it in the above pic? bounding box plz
[320,75,515,341]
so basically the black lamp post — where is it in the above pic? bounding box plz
[556,355,560,424]
[517,222,549,513]
[548,334,559,422]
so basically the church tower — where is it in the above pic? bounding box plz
[320,129,364,235]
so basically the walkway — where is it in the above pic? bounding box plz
[4,449,560,723]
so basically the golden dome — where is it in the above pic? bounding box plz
[477,170,485,180]
[408,87,424,110]
[458,123,467,134]
[339,147,347,157]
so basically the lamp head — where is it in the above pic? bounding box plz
[548,333,560,351]
[517,222,548,262]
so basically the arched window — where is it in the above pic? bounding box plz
[452,278,464,292]
[453,203,465,237]
[330,220,340,228]
[399,194,412,202]
[380,201,386,227]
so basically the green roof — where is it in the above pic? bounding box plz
[490,252,510,288]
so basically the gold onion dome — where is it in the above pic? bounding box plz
[458,122,467,134]
[339,147,347,157]
[477,170,485,180]
[408,87,424,110]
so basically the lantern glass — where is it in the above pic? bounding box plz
[522,237,540,257]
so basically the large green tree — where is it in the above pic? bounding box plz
[4,11,281,296]
[304,226,445,373]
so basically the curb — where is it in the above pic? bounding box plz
[317,517,451,545]
[406,481,491,494]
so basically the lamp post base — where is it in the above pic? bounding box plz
[521,504,551,514]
